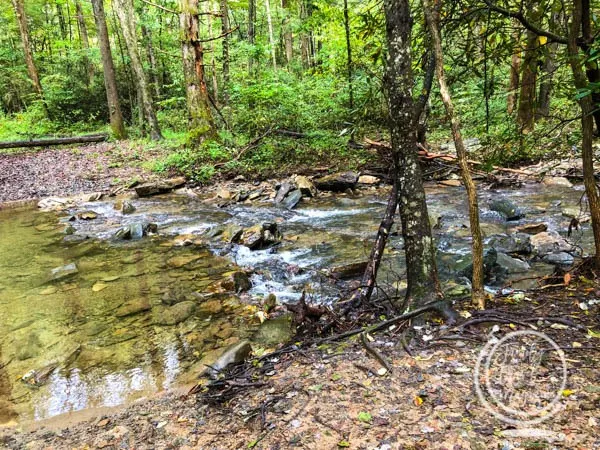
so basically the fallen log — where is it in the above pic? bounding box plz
[0,133,108,150]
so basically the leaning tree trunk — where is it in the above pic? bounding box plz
[74,0,94,85]
[11,0,45,105]
[114,0,162,140]
[179,0,216,144]
[91,0,126,139]
[383,0,441,307]
[424,0,484,308]
[568,0,600,263]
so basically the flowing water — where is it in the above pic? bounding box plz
[0,181,592,424]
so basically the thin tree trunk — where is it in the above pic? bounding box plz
[208,4,219,103]
[114,0,162,140]
[507,21,521,115]
[300,1,311,68]
[383,0,440,307]
[74,0,94,85]
[536,41,557,119]
[281,0,293,65]
[343,0,353,109]
[517,4,541,133]
[179,0,216,144]
[415,50,435,144]
[248,0,256,72]
[581,0,600,134]
[11,0,45,102]
[568,0,600,263]
[265,0,277,69]
[220,0,230,97]
[91,0,126,139]
[424,0,484,309]
[141,25,161,100]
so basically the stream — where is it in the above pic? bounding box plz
[0,180,592,424]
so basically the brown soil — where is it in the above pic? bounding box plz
[1,293,599,450]
[0,143,162,203]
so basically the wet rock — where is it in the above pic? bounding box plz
[562,206,589,221]
[217,188,233,200]
[153,301,196,325]
[489,199,524,221]
[458,248,508,285]
[134,177,186,197]
[87,192,103,201]
[443,282,471,297]
[239,223,282,249]
[542,176,573,188]
[115,298,151,317]
[495,252,530,273]
[439,179,462,187]
[212,224,243,243]
[530,231,574,255]
[167,254,201,268]
[197,298,224,315]
[16,333,42,360]
[295,175,317,197]
[114,222,157,240]
[328,261,368,279]
[282,189,302,209]
[114,199,136,214]
[515,223,548,235]
[37,197,73,211]
[489,233,532,255]
[263,293,277,312]
[49,262,79,281]
[275,182,293,203]
[21,363,57,387]
[220,271,252,293]
[77,210,98,220]
[198,340,253,378]
[314,171,358,192]
[358,175,380,185]
[253,314,294,346]
[543,252,574,266]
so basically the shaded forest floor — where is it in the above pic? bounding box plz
[1,292,599,449]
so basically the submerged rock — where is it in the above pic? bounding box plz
[49,262,79,281]
[153,301,196,325]
[114,222,157,240]
[134,177,186,197]
[115,298,151,317]
[114,200,136,214]
[489,199,525,221]
[314,171,358,192]
[239,222,282,250]
[219,271,252,293]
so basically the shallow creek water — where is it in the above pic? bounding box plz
[0,181,592,424]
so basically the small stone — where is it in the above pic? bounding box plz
[542,177,573,188]
[295,175,317,197]
[92,282,108,292]
[77,211,98,220]
[358,175,379,185]
[438,179,461,187]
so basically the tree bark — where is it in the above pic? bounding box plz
[114,0,162,140]
[281,0,293,65]
[507,25,521,115]
[141,24,161,100]
[208,3,219,103]
[516,3,541,132]
[265,0,277,69]
[11,0,45,102]
[248,0,256,72]
[300,0,312,68]
[91,0,126,139]
[179,0,216,144]
[220,0,230,95]
[536,40,557,119]
[383,0,441,307]
[74,0,94,85]
[423,0,484,308]
[568,0,600,263]
[0,134,108,150]
[343,0,353,109]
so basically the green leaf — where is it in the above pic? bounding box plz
[357,411,372,423]
[337,440,351,447]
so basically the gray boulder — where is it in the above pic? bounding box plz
[489,199,525,221]
[314,171,358,192]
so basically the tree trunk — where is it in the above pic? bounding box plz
[11,0,45,102]
[220,0,230,96]
[281,0,293,65]
[265,0,277,69]
[415,50,435,144]
[343,0,353,109]
[141,25,161,100]
[74,0,94,85]
[383,0,440,307]
[423,0,484,309]
[248,0,256,72]
[516,4,541,133]
[568,0,600,263]
[300,1,312,68]
[507,26,521,115]
[91,0,126,139]
[581,0,600,134]
[536,41,557,119]
[208,4,219,103]
[114,0,162,140]
[179,0,217,144]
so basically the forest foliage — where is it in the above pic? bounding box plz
[0,0,597,180]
